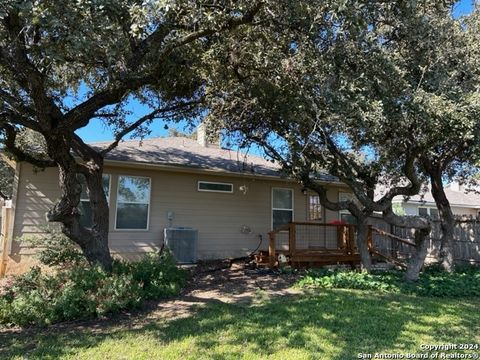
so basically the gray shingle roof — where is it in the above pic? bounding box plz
[91,137,283,177]
[90,137,340,182]
[400,187,480,208]
[376,182,480,208]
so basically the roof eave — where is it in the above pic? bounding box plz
[103,158,345,186]
[395,199,480,209]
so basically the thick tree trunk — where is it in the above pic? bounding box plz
[356,219,372,271]
[46,143,112,271]
[429,172,455,272]
[82,162,112,270]
[405,229,430,282]
[383,207,431,282]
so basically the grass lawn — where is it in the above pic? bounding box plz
[1,289,479,360]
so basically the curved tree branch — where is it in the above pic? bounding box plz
[1,124,55,168]
[61,2,264,131]
[100,99,201,155]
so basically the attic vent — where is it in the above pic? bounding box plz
[164,227,198,264]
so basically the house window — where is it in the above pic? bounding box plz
[430,208,439,219]
[198,181,233,193]
[308,195,322,221]
[338,192,357,224]
[339,210,357,225]
[418,207,428,216]
[272,188,293,230]
[115,175,151,230]
[78,174,111,228]
[418,207,439,219]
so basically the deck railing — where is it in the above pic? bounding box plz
[266,222,421,268]
[268,222,363,267]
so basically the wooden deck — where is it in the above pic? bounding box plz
[255,222,370,268]
[255,222,418,269]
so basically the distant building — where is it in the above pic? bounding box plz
[392,182,480,218]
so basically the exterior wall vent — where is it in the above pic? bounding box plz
[164,227,198,264]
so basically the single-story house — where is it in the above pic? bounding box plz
[392,182,480,218]
[4,126,352,273]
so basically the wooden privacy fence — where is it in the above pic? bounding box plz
[0,205,13,277]
[369,216,480,265]
[369,226,417,268]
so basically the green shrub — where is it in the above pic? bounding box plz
[128,252,187,299]
[297,265,480,298]
[19,228,85,267]
[0,252,187,327]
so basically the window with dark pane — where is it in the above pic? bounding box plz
[418,207,429,216]
[198,181,233,193]
[78,174,111,228]
[272,188,293,230]
[116,176,151,230]
[429,208,439,219]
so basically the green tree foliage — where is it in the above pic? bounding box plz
[0,155,13,199]
[204,1,480,279]
[0,0,268,270]
[167,128,197,140]
[0,128,46,198]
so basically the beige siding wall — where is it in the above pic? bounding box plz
[11,163,346,263]
[12,164,58,244]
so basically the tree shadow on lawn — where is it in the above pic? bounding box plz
[1,290,479,359]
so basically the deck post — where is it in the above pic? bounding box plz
[268,232,276,268]
[288,223,296,258]
[367,225,373,252]
[256,223,363,269]
[338,225,347,249]
[347,225,355,254]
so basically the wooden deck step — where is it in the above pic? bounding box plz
[290,254,361,264]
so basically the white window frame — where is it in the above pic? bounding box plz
[271,187,294,230]
[114,175,152,231]
[79,174,111,228]
[198,181,234,193]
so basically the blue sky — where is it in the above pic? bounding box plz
[76,0,476,145]
[453,0,475,17]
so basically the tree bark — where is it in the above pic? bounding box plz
[46,141,112,271]
[356,218,372,272]
[405,229,430,282]
[81,162,112,271]
[304,180,373,270]
[383,206,431,282]
[429,171,455,272]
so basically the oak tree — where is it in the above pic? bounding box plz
[0,0,266,270]
[204,1,479,280]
